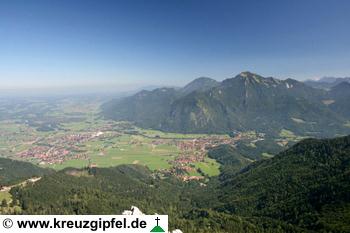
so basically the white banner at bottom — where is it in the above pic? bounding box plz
[0,215,168,233]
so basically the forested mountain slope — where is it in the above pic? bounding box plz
[102,72,350,137]
[328,82,350,118]
[8,135,350,232]
[0,157,52,186]
[10,164,289,233]
[102,88,178,129]
[217,135,350,232]
[180,77,219,95]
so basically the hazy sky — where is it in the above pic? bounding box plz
[0,0,350,89]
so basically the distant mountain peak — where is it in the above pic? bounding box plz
[304,76,350,90]
[192,76,215,81]
[233,72,285,87]
[234,72,263,84]
[319,76,350,83]
[332,81,350,89]
[102,71,350,137]
[181,77,219,95]
[238,71,261,79]
[330,81,350,95]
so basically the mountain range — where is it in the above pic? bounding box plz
[304,77,350,90]
[102,72,350,137]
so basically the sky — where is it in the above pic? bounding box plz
[0,0,350,90]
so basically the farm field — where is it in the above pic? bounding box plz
[139,128,228,139]
[45,124,224,179]
[48,134,181,171]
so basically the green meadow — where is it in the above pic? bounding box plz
[0,191,12,203]
[194,158,220,176]
[279,129,305,141]
[48,134,180,171]
[46,131,221,177]
[139,128,229,139]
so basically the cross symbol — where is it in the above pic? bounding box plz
[155,217,160,226]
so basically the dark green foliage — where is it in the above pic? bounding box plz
[235,139,286,160]
[0,157,53,186]
[7,135,350,232]
[11,164,278,232]
[217,135,350,232]
[208,144,252,179]
[1,199,8,207]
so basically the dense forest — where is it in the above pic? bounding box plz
[0,157,52,186]
[3,135,350,232]
[217,136,350,233]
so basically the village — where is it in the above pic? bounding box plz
[2,117,265,181]
[16,131,106,165]
[154,131,264,181]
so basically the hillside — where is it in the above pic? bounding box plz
[328,82,350,118]
[0,157,52,186]
[163,72,335,135]
[102,88,178,129]
[208,144,252,179]
[180,77,219,95]
[7,135,350,232]
[217,135,350,232]
[102,72,350,137]
[10,164,290,233]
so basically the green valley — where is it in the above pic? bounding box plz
[2,135,349,232]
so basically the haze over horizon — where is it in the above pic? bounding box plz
[1,0,350,90]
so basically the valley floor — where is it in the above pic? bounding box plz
[0,98,296,180]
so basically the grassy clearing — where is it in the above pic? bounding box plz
[65,169,93,177]
[291,117,306,123]
[48,159,90,170]
[262,152,274,158]
[248,142,257,148]
[279,129,296,138]
[0,191,21,214]
[91,145,177,170]
[61,121,91,131]
[187,169,201,176]
[194,158,220,176]
[0,191,12,203]
[279,129,305,142]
